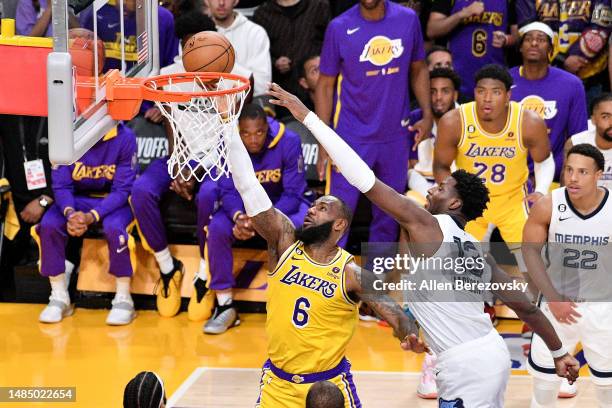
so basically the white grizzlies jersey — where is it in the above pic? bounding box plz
[570,130,612,189]
[404,214,493,355]
[547,187,612,301]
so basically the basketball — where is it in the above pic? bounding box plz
[182,31,235,73]
[68,28,105,77]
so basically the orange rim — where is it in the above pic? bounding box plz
[140,72,250,102]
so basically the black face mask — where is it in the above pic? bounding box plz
[295,221,335,245]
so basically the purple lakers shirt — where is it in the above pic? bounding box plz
[510,66,587,180]
[432,0,512,98]
[319,0,425,144]
[219,118,308,219]
[52,123,137,220]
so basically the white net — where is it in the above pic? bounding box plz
[145,75,248,182]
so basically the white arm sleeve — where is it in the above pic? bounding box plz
[227,127,273,217]
[303,112,376,193]
[534,153,555,195]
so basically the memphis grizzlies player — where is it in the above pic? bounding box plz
[221,108,428,408]
[523,144,612,407]
[268,82,580,406]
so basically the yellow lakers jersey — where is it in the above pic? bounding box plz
[456,101,528,197]
[266,241,358,374]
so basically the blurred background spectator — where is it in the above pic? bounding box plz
[253,0,330,106]
[206,0,272,96]
[515,0,611,104]
[297,54,320,111]
[16,0,78,36]
[427,0,518,99]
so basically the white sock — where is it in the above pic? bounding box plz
[216,291,232,306]
[154,248,174,275]
[50,274,69,303]
[196,259,208,282]
[530,377,560,408]
[64,261,75,289]
[115,277,133,303]
[595,384,612,407]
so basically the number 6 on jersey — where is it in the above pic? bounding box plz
[292,297,311,328]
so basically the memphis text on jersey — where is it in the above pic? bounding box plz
[553,233,609,245]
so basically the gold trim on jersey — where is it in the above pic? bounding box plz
[269,241,301,277]
[470,102,514,139]
[303,247,344,267]
[459,101,525,149]
[340,256,358,306]
[516,104,527,152]
[458,106,467,148]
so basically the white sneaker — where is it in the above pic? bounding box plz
[106,295,136,326]
[417,353,438,399]
[558,377,577,398]
[39,295,74,324]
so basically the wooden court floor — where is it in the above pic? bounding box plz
[0,303,596,407]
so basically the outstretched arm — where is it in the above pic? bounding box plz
[486,253,580,384]
[344,262,428,353]
[226,127,295,266]
[432,109,461,184]
[268,83,442,244]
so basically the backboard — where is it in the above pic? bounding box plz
[48,0,159,164]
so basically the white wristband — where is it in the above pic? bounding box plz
[550,346,568,359]
[534,153,555,195]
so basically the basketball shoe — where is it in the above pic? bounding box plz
[39,294,74,323]
[188,277,215,321]
[417,353,438,399]
[106,294,136,325]
[558,378,577,398]
[203,303,240,334]
[156,258,184,317]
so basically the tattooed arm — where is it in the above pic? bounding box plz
[344,262,428,353]
[226,123,297,267]
[250,209,297,268]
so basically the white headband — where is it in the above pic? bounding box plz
[519,22,554,40]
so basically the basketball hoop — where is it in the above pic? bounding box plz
[98,70,250,181]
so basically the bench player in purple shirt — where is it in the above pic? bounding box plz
[33,124,138,326]
[427,0,518,99]
[510,22,588,184]
[315,0,433,252]
[203,104,309,334]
